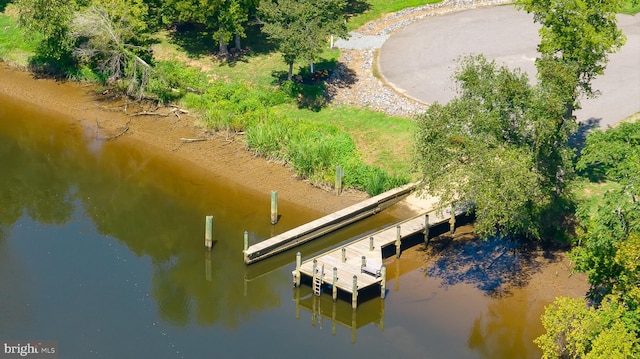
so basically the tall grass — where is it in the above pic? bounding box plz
[181,80,288,130]
[245,111,409,195]
[285,105,418,178]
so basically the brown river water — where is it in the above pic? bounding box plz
[0,78,588,358]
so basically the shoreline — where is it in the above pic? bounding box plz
[0,64,368,215]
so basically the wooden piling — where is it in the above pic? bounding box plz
[369,236,374,251]
[342,247,346,263]
[243,231,249,252]
[271,191,278,225]
[332,267,338,301]
[352,275,358,309]
[312,259,318,282]
[294,252,302,287]
[335,166,344,196]
[424,214,430,246]
[361,255,366,268]
[395,225,401,258]
[205,215,213,249]
[449,205,456,234]
[380,265,387,299]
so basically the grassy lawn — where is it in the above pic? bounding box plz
[347,0,444,30]
[276,104,418,178]
[0,6,41,67]
[152,27,341,88]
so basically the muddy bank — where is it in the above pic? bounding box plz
[0,64,368,214]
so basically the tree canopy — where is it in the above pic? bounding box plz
[573,121,640,301]
[15,0,79,63]
[536,121,640,358]
[414,54,575,240]
[161,0,254,54]
[517,0,626,115]
[258,0,348,80]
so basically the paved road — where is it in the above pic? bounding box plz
[378,5,640,127]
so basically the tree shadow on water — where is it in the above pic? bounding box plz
[421,231,547,296]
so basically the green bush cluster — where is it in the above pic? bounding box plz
[181,81,288,131]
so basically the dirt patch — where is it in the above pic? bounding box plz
[0,64,367,214]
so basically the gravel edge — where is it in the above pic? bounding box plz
[327,0,513,118]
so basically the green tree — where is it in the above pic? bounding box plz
[15,0,79,65]
[577,121,640,195]
[258,0,348,80]
[535,296,640,359]
[159,0,254,55]
[517,0,626,118]
[414,55,575,240]
[536,122,640,358]
[215,0,248,54]
[572,121,640,301]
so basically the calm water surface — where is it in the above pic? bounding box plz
[0,92,546,358]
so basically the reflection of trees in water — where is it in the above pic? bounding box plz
[0,224,32,335]
[0,118,283,329]
[467,291,542,359]
[0,132,75,226]
[73,155,284,328]
[419,229,550,359]
[151,252,282,328]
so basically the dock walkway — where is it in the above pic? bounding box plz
[243,183,416,264]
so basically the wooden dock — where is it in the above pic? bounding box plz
[292,207,457,309]
[243,183,416,264]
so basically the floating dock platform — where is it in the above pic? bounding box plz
[243,183,416,264]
